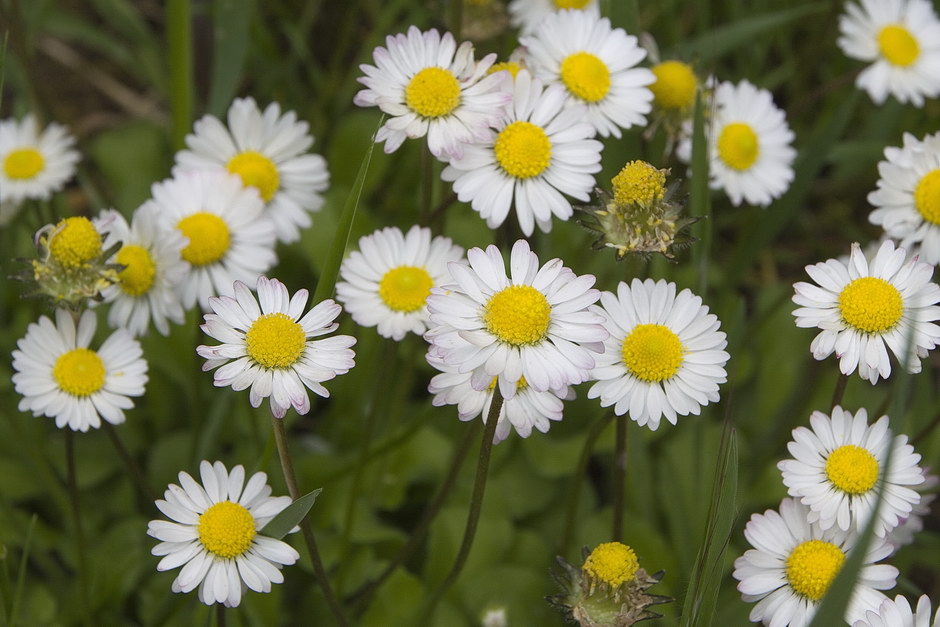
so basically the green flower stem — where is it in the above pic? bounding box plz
[65,431,93,627]
[612,413,628,542]
[561,410,616,557]
[215,604,226,627]
[271,417,348,627]
[913,407,940,447]
[102,423,157,503]
[167,0,193,151]
[421,146,434,223]
[831,372,849,409]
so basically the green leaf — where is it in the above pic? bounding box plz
[259,488,322,540]
[207,0,255,116]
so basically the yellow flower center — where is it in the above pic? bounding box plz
[877,24,920,67]
[915,169,940,225]
[560,52,611,103]
[379,265,434,312]
[555,0,592,7]
[53,348,106,397]
[622,324,684,383]
[177,212,231,266]
[582,542,640,588]
[226,151,280,202]
[405,67,461,118]
[650,61,697,110]
[785,540,845,601]
[3,147,45,180]
[488,375,528,390]
[838,277,903,334]
[198,501,256,559]
[115,245,156,297]
[48,217,102,269]
[488,61,522,79]
[484,285,551,346]
[612,160,666,206]
[245,312,306,369]
[717,122,760,171]
[494,121,552,180]
[825,444,879,495]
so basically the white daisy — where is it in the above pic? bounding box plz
[854,595,940,627]
[733,498,898,627]
[838,0,940,107]
[353,26,512,159]
[587,279,730,431]
[0,114,80,223]
[886,471,937,552]
[868,131,940,266]
[521,10,655,138]
[147,460,299,608]
[779,406,924,538]
[425,239,607,401]
[335,225,464,341]
[11,309,148,432]
[150,170,277,312]
[507,0,600,36]
[94,207,188,337]
[173,97,330,244]
[792,239,940,384]
[441,70,602,235]
[197,276,356,418]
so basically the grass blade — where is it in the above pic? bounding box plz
[690,91,712,297]
[259,488,322,540]
[167,0,193,150]
[207,0,255,116]
[9,515,36,627]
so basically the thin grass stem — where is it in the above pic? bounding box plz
[612,414,628,542]
[561,410,616,556]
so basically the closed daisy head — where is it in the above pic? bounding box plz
[733,498,898,627]
[12,309,148,432]
[147,460,300,607]
[507,0,599,36]
[354,26,512,159]
[425,239,607,400]
[588,279,729,431]
[442,70,603,235]
[336,225,464,341]
[522,10,655,138]
[853,594,939,627]
[197,276,357,418]
[792,239,940,384]
[174,97,330,244]
[779,406,925,538]
[838,0,940,106]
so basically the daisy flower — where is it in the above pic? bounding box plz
[354,26,512,159]
[197,276,356,418]
[173,97,329,244]
[587,279,730,431]
[150,170,277,312]
[733,498,898,627]
[425,239,607,400]
[507,0,599,36]
[838,0,940,107]
[779,406,924,537]
[94,207,188,337]
[521,10,655,138]
[792,239,940,384]
[335,225,464,341]
[886,471,937,552]
[442,70,602,235]
[12,309,148,432]
[147,460,299,607]
[868,131,940,266]
[0,115,80,223]
[854,595,940,627]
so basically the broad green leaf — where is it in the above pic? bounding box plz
[207,0,255,116]
[259,488,322,539]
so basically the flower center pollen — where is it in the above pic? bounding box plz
[838,277,903,334]
[554,0,591,8]
[3,147,45,180]
[717,123,760,171]
[825,445,879,495]
[198,501,256,559]
[560,52,611,103]
[484,285,551,346]
[245,312,306,369]
[494,121,552,180]
[227,151,280,202]
[53,348,106,397]
[405,67,461,118]
[48,217,102,268]
[488,61,522,79]
[612,160,666,206]
[115,245,156,296]
[582,542,640,588]
[915,169,940,225]
[877,24,920,67]
[650,61,697,110]
[379,265,434,312]
[177,212,231,266]
[622,324,684,382]
[785,540,844,601]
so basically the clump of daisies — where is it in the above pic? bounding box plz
[508,0,599,36]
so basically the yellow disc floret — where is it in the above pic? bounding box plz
[227,151,280,202]
[488,61,522,79]
[915,169,940,225]
[53,348,106,397]
[379,265,434,312]
[115,245,156,297]
[555,0,592,7]
[877,24,920,67]
[405,67,461,118]
[650,61,697,110]
[612,160,667,206]
[494,121,552,180]
[245,313,306,369]
[3,147,45,180]
[785,540,844,601]
[484,285,552,346]
[622,324,684,382]
[560,52,611,103]
[826,445,879,495]
[177,212,231,266]
[717,122,760,171]
[582,542,640,588]
[48,217,103,269]
[198,501,256,559]
[838,277,903,334]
